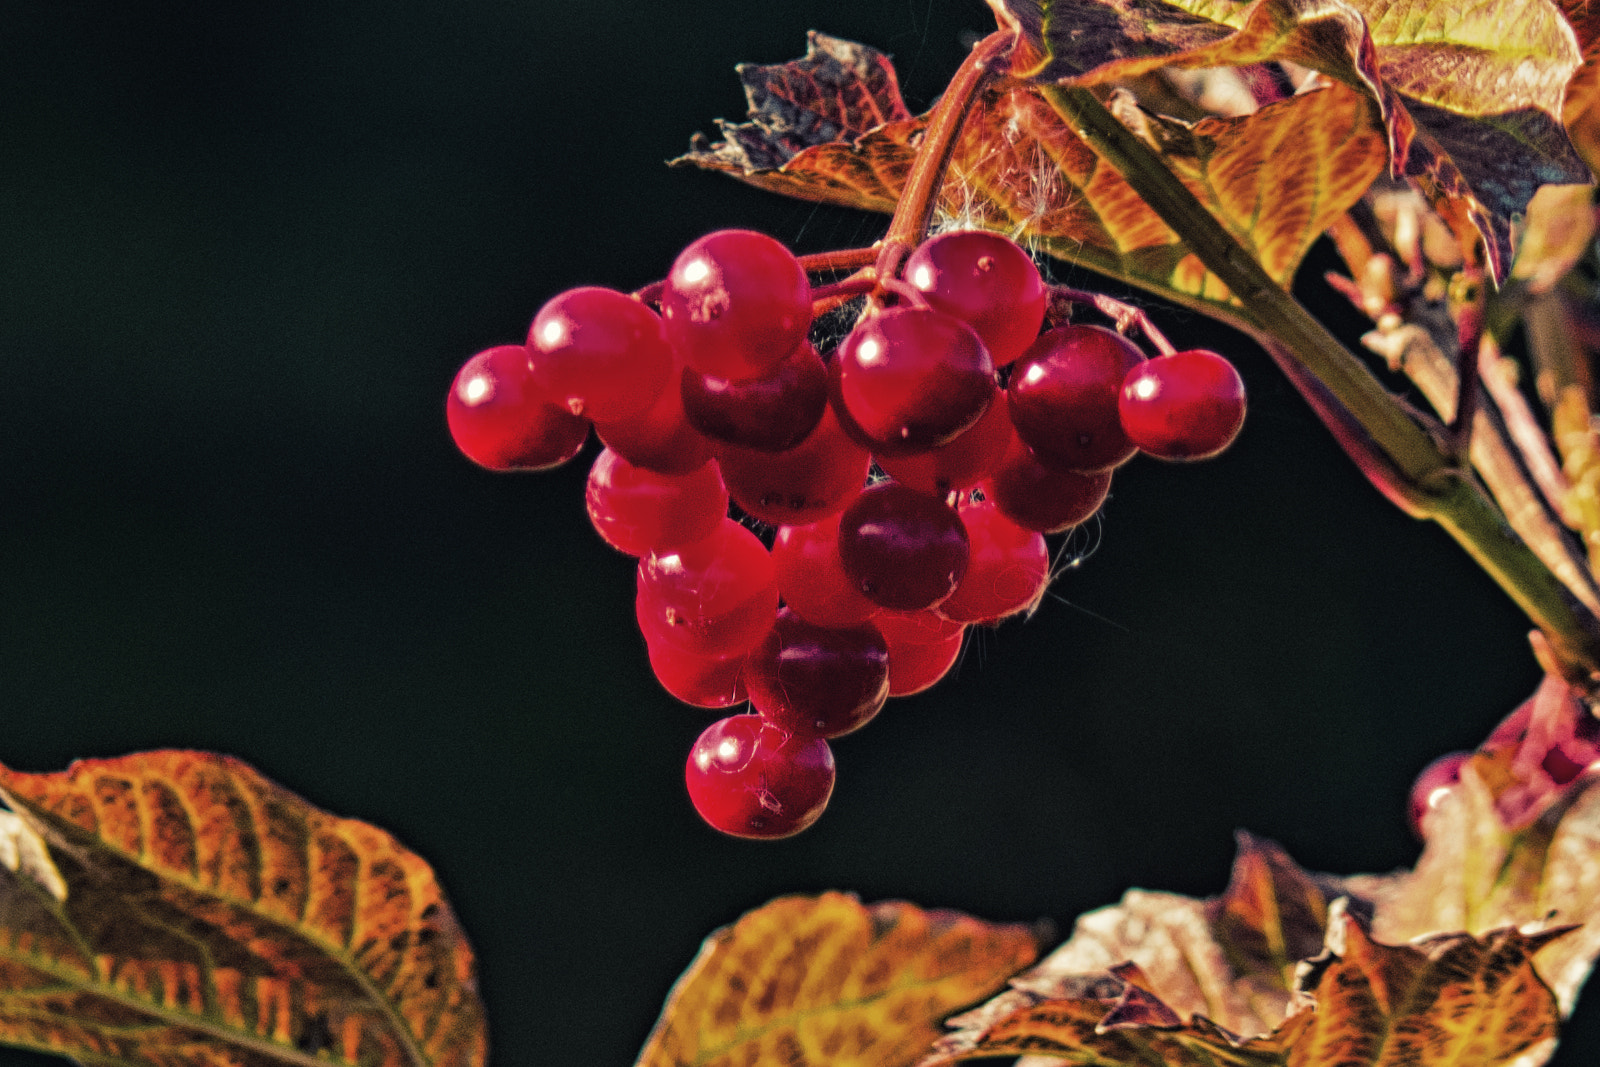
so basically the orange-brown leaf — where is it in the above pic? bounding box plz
[1287,909,1567,1067]
[676,35,1388,313]
[988,0,1591,277]
[634,892,1039,1067]
[0,750,485,1067]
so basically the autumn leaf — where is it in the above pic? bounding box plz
[634,892,1040,1067]
[987,0,1591,277]
[676,34,1388,314]
[0,750,486,1067]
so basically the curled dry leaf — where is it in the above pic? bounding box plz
[0,750,486,1067]
[676,34,1387,314]
[634,892,1040,1067]
[986,0,1592,279]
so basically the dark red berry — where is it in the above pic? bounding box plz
[584,448,727,557]
[685,715,835,839]
[1009,324,1145,473]
[904,230,1047,366]
[646,639,748,708]
[876,390,1014,497]
[831,306,996,456]
[593,357,714,475]
[637,518,778,658]
[661,230,811,381]
[745,609,890,739]
[528,287,675,421]
[446,345,590,471]
[876,611,966,696]
[1119,349,1246,460]
[1407,751,1473,839]
[717,405,870,526]
[939,498,1049,623]
[680,341,827,452]
[772,515,881,629]
[983,429,1112,533]
[838,482,970,612]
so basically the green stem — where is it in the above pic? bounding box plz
[1039,83,1600,678]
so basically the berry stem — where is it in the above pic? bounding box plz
[798,247,879,275]
[1047,285,1177,355]
[873,31,1012,285]
[1038,82,1600,679]
[810,270,878,312]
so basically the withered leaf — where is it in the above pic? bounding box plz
[987,0,1591,277]
[676,35,1388,313]
[0,750,486,1067]
[634,892,1039,1067]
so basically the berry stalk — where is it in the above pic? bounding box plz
[1038,83,1600,679]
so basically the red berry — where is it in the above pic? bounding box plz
[584,448,727,557]
[528,287,675,421]
[745,609,889,739]
[593,357,714,475]
[771,515,881,629]
[446,345,590,471]
[904,230,1047,366]
[831,306,996,456]
[661,230,811,381]
[939,498,1049,623]
[685,715,835,839]
[637,518,778,658]
[646,639,749,708]
[876,611,966,696]
[1008,325,1145,473]
[982,429,1112,533]
[1119,349,1246,460]
[1407,751,1472,839]
[876,390,1015,497]
[717,404,870,526]
[680,340,827,452]
[838,482,970,612]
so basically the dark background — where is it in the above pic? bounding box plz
[2,1,1594,1064]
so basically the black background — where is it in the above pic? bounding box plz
[2,1,1596,1064]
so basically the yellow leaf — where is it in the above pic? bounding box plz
[634,892,1039,1067]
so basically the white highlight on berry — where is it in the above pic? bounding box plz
[1426,784,1453,811]
[1131,376,1160,401]
[909,264,935,290]
[460,375,493,405]
[855,337,884,366]
[1023,363,1046,385]
[539,319,566,347]
[680,257,712,285]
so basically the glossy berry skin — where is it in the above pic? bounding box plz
[1009,325,1145,473]
[904,230,1047,367]
[661,230,811,381]
[685,715,835,839]
[832,306,996,456]
[637,518,778,658]
[1119,349,1246,460]
[681,341,827,453]
[646,639,748,708]
[876,392,1014,497]
[983,429,1113,533]
[528,287,675,422]
[939,498,1049,624]
[745,609,890,738]
[1407,751,1473,839]
[446,345,590,471]
[838,482,970,612]
[717,405,870,526]
[876,611,966,696]
[772,515,881,629]
[584,448,727,557]
[593,358,714,475]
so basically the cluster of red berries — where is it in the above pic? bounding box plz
[447,227,1246,839]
